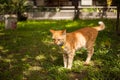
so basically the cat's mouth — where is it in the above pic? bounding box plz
[58,42,64,46]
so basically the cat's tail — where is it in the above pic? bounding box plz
[93,21,105,31]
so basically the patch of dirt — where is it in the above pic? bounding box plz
[68,70,88,80]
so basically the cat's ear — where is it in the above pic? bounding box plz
[62,29,66,35]
[50,29,55,34]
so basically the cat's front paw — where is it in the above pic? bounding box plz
[84,62,90,66]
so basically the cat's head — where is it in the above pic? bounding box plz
[50,29,66,46]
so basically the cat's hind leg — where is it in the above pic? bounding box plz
[84,47,94,65]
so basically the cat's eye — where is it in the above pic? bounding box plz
[57,39,60,41]
[52,39,61,41]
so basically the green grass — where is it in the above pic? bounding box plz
[0,19,120,80]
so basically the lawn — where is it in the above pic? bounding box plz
[0,19,120,80]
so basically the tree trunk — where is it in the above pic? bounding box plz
[72,0,79,20]
[33,0,37,6]
[116,3,120,35]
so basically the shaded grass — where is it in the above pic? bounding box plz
[0,19,120,80]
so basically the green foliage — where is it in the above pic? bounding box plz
[0,19,120,80]
[0,0,27,14]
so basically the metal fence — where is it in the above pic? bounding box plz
[0,6,117,21]
[27,6,117,20]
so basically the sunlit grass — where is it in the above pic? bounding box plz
[0,19,120,80]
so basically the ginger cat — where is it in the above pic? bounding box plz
[50,21,105,69]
